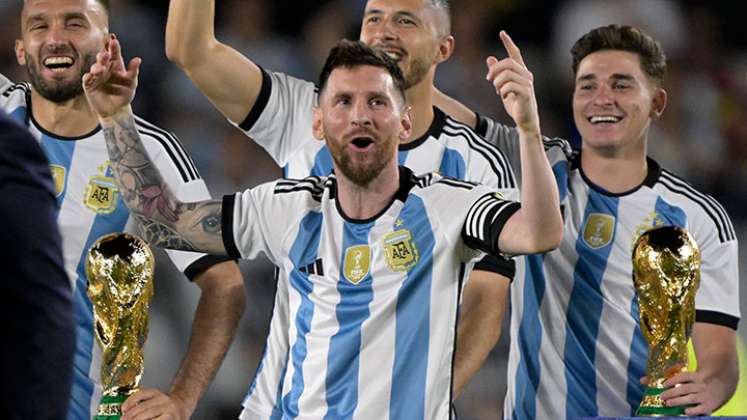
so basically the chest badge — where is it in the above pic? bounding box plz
[85,174,119,214]
[49,164,66,197]
[343,245,371,284]
[383,229,419,272]
[583,213,615,249]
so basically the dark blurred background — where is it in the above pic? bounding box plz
[1,0,744,418]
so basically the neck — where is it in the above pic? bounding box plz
[403,75,435,143]
[581,142,648,193]
[30,89,99,137]
[335,162,400,220]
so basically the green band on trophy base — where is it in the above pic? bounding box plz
[94,394,128,420]
[635,386,685,416]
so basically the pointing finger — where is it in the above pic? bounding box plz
[500,30,526,69]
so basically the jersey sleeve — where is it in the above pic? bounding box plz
[137,119,234,279]
[691,212,740,329]
[232,68,318,167]
[475,114,573,189]
[220,181,289,264]
[0,72,12,93]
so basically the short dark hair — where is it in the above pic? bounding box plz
[571,24,666,86]
[318,39,407,104]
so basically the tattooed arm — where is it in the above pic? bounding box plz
[84,36,227,255]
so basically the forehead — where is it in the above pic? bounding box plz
[576,50,646,81]
[324,65,397,96]
[364,0,429,17]
[23,0,102,20]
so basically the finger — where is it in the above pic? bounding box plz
[123,396,167,420]
[122,389,159,411]
[661,383,696,399]
[663,372,696,387]
[127,57,142,79]
[486,57,533,83]
[665,393,701,409]
[639,376,649,385]
[499,30,526,68]
[498,81,530,101]
[684,403,712,416]
[489,67,532,93]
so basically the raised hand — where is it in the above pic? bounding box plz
[83,34,142,119]
[485,31,540,135]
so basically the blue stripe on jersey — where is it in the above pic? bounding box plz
[40,134,76,206]
[270,352,289,420]
[8,105,28,124]
[283,212,324,418]
[390,196,436,420]
[625,197,688,413]
[438,148,466,180]
[68,171,130,420]
[512,161,568,420]
[310,145,334,177]
[511,255,547,420]
[397,149,409,166]
[324,222,376,419]
[564,190,619,419]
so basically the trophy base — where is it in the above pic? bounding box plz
[635,386,686,416]
[94,394,128,420]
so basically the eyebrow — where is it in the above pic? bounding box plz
[26,11,88,24]
[364,8,422,23]
[576,73,636,83]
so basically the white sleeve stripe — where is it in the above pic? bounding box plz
[443,122,517,188]
[467,195,494,238]
[135,117,200,181]
[135,123,200,183]
[476,200,504,241]
[663,171,735,239]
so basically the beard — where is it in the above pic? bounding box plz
[25,50,96,103]
[403,56,430,89]
[329,135,397,187]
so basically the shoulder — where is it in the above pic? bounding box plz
[131,115,201,183]
[273,175,331,203]
[0,76,31,108]
[654,168,736,243]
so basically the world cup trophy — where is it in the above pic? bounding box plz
[632,226,700,416]
[86,233,155,419]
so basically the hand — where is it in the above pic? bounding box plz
[120,388,192,420]
[485,31,540,134]
[83,34,141,120]
[660,371,720,416]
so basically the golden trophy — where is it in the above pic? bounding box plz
[632,225,700,416]
[86,233,155,419]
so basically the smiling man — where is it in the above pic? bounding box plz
[83,37,562,420]
[436,24,740,419]
[1,1,246,419]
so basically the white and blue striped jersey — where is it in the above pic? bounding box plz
[0,74,226,420]
[234,69,518,419]
[478,118,740,420]
[222,167,520,420]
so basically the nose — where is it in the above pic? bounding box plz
[592,84,614,107]
[351,99,372,127]
[368,17,398,44]
[46,23,69,48]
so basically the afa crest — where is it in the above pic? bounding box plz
[582,213,615,249]
[84,175,119,214]
[49,164,66,197]
[343,245,371,284]
[383,229,419,272]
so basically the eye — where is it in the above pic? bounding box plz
[30,23,48,31]
[370,98,387,108]
[397,17,416,26]
[366,16,381,24]
[613,82,631,90]
[577,83,594,91]
[335,97,351,106]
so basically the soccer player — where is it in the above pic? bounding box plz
[436,25,740,418]
[1,111,74,419]
[165,0,517,415]
[1,1,246,419]
[82,36,562,419]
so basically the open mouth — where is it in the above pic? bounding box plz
[43,56,74,73]
[350,136,375,151]
[588,115,622,124]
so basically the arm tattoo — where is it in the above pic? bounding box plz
[102,113,225,254]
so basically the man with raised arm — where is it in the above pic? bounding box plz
[435,25,741,419]
[166,1,519,415]
[83,36,562,419]
[1,1,246,419]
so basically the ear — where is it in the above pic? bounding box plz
[312,106,325,141]
[435,35,454,64]
[650,87,667,119]
[399,106,413,141]
[15,39,26,66]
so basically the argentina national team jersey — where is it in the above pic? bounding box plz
[478,118,740,420]
[232,69,518,419]
[222,167,520,420]
[1,74,224,420]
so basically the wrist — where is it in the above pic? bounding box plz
[168,389,198,418]
[98,106,133,127]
